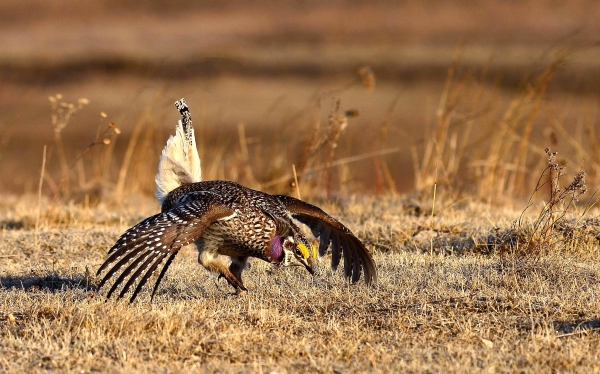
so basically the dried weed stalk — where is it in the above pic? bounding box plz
[291,100,357,197]
[515,147,587,257]
[48,94,89,197]
[47,95,120,202]
[358,66,376,91]
[411,50,573,205]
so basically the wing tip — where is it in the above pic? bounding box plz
[351,235,378,287]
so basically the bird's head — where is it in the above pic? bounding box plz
[278,235,316,275]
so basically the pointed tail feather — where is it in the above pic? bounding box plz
[155,98,202,204]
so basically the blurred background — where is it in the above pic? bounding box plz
[1,0,600,203]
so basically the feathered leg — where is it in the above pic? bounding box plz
[197,246,247,291]
[229,256,249,285]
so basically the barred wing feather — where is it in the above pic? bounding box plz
[96,198,234,302]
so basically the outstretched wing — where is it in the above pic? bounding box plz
[96,196,234,302]
[273,195,377,285]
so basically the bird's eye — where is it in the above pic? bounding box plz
[294,248,301,256]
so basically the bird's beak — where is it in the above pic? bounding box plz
[300,257,314,275]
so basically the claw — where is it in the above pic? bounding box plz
[218,272,247,292]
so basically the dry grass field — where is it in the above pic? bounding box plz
[2,184,600,373]
[2,0,600,372]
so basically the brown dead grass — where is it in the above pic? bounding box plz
[2,194,600,373]
[2,2,600,371]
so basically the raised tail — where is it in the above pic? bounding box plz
[155,98,202,204]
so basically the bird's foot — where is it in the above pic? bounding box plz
[218,272,247,292]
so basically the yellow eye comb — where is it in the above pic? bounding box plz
[298,243,317,259]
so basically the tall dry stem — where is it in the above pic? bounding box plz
[237,123,260,189]
[508,56,564,196]
[48,95,89,197]
[34,145,47,248]
[45,102,120,203]
[115,93,162,200]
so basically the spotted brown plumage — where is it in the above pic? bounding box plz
[96,99,377,302]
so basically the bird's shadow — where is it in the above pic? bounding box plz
[555,319,600,335]
[0,272,96,293]
[0,219,26,230]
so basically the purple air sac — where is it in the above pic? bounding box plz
[270,236,283,262]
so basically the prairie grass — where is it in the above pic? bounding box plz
[2,191,600,373]
[2,15,600,371]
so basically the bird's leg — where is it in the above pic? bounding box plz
[198,249,247,291]
[228,256,249,287]
[217,268,247,292]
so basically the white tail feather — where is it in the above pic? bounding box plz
[155,101,202,204]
